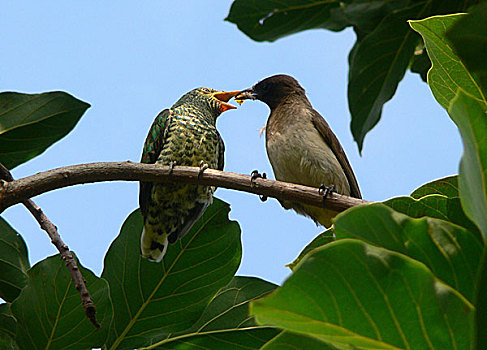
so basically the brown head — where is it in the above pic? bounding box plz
[235,74,306,109]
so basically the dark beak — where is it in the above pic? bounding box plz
[234,88,258,102]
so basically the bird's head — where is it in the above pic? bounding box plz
[235,74,306,109]
[173,87,240,118]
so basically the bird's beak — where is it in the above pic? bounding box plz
[234,88,258,105]
[212,90,240,112]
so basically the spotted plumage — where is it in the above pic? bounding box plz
[139,87,238,262]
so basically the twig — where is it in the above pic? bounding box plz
[0,164,99,328]
[0,161,368,213]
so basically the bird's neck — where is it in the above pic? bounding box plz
[266,94,312,136]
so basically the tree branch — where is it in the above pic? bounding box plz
[0,161,368,328]
[0,164,99,328]
[0,161,368,213]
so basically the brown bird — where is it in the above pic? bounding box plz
[235,74,361,227]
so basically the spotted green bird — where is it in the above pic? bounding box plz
[139,87,239,262]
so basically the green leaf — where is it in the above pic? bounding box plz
[410,175,459,199]
[287,229,334,271]
[251,239,474,349]
[410,15,487,110]
[0,303,17,349]
[334,203,483,301]
[148,277,279,349]
[10,254,112,350]
[262,331,336,350]
[448,90,487,241]
[0,216,29,302]
[387,175,482,250]
[385,195,481,240]
[102,198,242,350]
[475,249,487,349]
[225,0,348,42]
[0,92,90,169]
[410,48,431,82]
[349,2,426,151]
[447,3,487,99]
[225,0,416,43]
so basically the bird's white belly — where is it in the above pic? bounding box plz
[266,128,351,195]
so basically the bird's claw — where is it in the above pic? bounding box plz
[318,184,336,203]
[250,170,268,202]
[198,161,209,179]
[250,170,266,184]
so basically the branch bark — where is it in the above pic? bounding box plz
[0,161,368,213]
[0,164,99,328]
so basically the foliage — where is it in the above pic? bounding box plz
[101,203,244,349]
[11,255,112,350]
[253,239,474,349]
[1,2,487,349]
[0,217,29,302]
[0,92,89,170]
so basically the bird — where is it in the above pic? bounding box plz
[235,74,361,227]
[139,87,239,262]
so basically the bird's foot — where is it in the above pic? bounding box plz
[198,161,209,179]
[250,170,268,202]
[318,184,336,203]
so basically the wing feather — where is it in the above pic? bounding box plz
[217,133,225,171]
[311,110,362,199]
[139,109,171,217]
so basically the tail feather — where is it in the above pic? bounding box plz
[141,225,168,263]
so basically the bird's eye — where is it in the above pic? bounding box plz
[201,88,211,93]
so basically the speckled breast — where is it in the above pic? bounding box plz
[152,112,221,207]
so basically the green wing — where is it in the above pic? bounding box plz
[139,109,171,217]
[217,133,225,171]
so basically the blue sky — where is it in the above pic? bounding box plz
[2,1,461,285]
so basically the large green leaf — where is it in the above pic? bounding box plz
[387,175,481,239]
[475,249,487,349]
[410,47,431,82]
[10,255,112,350]
[410,14,487,110]
[385,194,481,240]
[0,92,90,169]
[334,203,483,301]
[447,2,487,100]
[146,277,279,349]
[349,2,427,151]
[448,90,487,241]
[0,216,29,302]
[287,229,334,271]
[225,0,417,43]
[0,303,17,349]
[252,239,474,349]
[102,198,242,350]
[410,175,458,199]
[225,0,348,42]
[262,331,336,350]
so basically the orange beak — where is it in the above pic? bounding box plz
[213,90,240,112]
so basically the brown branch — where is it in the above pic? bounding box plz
[0,161,368,328]
[0,161,368,213]
[0,164,99,328]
